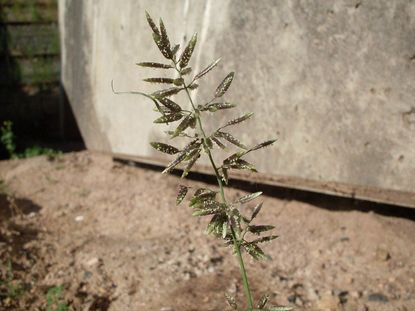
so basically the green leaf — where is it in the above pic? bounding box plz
[159,98,182,112]
[182,149,200,178]
[150,142,180,154]
[249,139,278,152]
[248,225,275,235]
[215,72,234,98]
[152,87,183,98]
[251,202,263,221]
[179,33,197,68]
[225,293,237,310]
[153,113,183,124]
[257,293,270,309]
[176,185,188,205]
[244,243,267,260]
[145,11,160,36]
[158,18,172,59]
[214,131,247,149]
[136,62,173,69]
[194,58,221,80]
[237,192,262,204]
[181,67,192,75]
[143,78,175,84]
[200,102,236,112]
[172,114,195,138]
[222,112,254,128]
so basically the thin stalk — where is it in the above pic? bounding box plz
[176,66,254,310]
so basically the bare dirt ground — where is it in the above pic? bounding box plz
[0,151,414,311]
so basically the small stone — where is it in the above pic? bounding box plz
[317,291,340,311]
[86,257,99,266]
[75,215,84,222]
[375,247,391,261]
[368,292,388,302]
[160,307,174,311]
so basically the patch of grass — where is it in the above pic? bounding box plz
[45,285,69,311]
[0,260,26,301]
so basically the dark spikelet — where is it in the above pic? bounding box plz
[150,142,180,154]
[211,136,226,149]
[248,225,275,235]
[200,102,236,112]
[182,149,200,178]
[162,152,187,174]
[188,83,199,90]
[194,58,221,80]
[251,202,263,221]
[249,139,278,152]
[222,112,254,128]
[153,113,183,124]
[180,67,192,75]
[143,78,175,84]
[176,185,188,205]
[159,18,172,59]
[159,98,181,112]
[180,33,197,68]
[152,87,183,98]
[145,11,160,35]
[257,294,269,309]
[237,192,262,204]
[244,243,267,260]
[172,44,180,56]
[172,114,194,138]
[137,62,173,69]
[214,131,247,149]
[250,235,279,244]
[225,293,238,310]
[228,159,257,172]
[215,72,234,98]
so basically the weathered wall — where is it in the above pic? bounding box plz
[59,0,415,205]
[0,0,61,139]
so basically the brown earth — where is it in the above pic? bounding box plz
[0,151,414,311]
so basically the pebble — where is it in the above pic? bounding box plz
[375,247,391,261]
[368,292,388,302]
[75,215,84,222]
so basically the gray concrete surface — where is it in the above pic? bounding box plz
[59,0,415,205]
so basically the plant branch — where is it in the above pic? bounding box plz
[176,66,254,310]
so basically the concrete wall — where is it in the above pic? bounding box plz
[59,0,415,205]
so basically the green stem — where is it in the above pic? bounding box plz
[176,66,254,310]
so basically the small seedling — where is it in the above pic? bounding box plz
[115,12,292,311]
[0,260,25,301]
[45,285,68,311]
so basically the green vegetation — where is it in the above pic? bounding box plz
[0,120,61,159]
[45,285,69,311]
[115,11,292,311]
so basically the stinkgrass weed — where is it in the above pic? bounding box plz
[115,11,292,311]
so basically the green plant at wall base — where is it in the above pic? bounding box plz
[0,121,62,160]
[1,121,17,159]
[114,12,292,311]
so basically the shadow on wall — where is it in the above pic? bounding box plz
[0,2,84,159]
[116,159,415,222]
